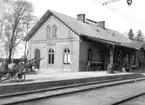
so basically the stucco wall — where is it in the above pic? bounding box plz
[28,14,80,71]
[31,15,76,41]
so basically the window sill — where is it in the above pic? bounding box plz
[48,64,54,66]
[63,64,71,65]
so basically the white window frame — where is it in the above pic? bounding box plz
[63,48,71,65]
[48,48,54,64]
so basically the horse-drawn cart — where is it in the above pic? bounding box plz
[0,65,26,82]
[0,57,44,82]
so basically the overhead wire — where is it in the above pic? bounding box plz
[92,0,145,25]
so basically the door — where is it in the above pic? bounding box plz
[34,49,40,69]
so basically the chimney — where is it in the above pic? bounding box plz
[97,21,105,28]
[77,14,85,22]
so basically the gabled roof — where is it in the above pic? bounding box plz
[106,29,132,43]
[24,10,51,41]
[25,10,145,50]
[51,10,124,44]
[121,41,145,50]
[24,10,132,45]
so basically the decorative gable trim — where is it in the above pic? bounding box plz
[31,16,52,41]
[51,14,78,37]
[24,10,79,41]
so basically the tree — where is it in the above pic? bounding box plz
[0,0,36,63]
[22,14,38,61]
[136,30,144,42]
[128,28,134,40]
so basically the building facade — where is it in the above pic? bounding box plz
[24,10,145,72]
[28,15,80,71]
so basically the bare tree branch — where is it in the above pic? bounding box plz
[13,37,24,48]
[0,0,37,62]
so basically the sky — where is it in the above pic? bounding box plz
[2,0,145,58]
[29,0,145,35]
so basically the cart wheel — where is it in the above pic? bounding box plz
[16,72,26,82]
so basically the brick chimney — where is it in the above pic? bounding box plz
[77,14,85,22]
[98,21,105,28]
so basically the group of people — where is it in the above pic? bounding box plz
[113,53,131,72]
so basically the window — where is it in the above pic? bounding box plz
[132,53,136,65]
[48,48,54,64]
[52,25,57,38]
[63,48,71,65]
[88,49,93,62]
[68,30,72,37]
[46,26,51,39]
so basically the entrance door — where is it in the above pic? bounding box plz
[34,49,40,69]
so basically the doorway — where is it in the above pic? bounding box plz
[34,49,40,69]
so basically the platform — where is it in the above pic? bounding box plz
[0,69,145,95]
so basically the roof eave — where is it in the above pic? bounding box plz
[23,10,51,41]
[24,10,81,41]
[81,34,121,45]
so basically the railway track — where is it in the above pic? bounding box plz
[113,93,145,105]
[1,76,145,105]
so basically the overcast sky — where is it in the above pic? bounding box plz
[29,0,145,35]
[13,0,145,58]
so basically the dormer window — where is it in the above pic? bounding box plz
[52,25,57,38]
[96,30,100,32]
[112,31,116,36]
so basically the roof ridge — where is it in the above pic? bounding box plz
[49,9,98,27]
[50,10,128,44]
[24,9,132,45]
[49,9,78,21]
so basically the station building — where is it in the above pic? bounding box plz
[24,10,145,72]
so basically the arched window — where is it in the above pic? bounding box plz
[63,48,70,65]
[52,25,57,38]
[88,49,93,62]
[46,26,51,39]
[48,48,54,64]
